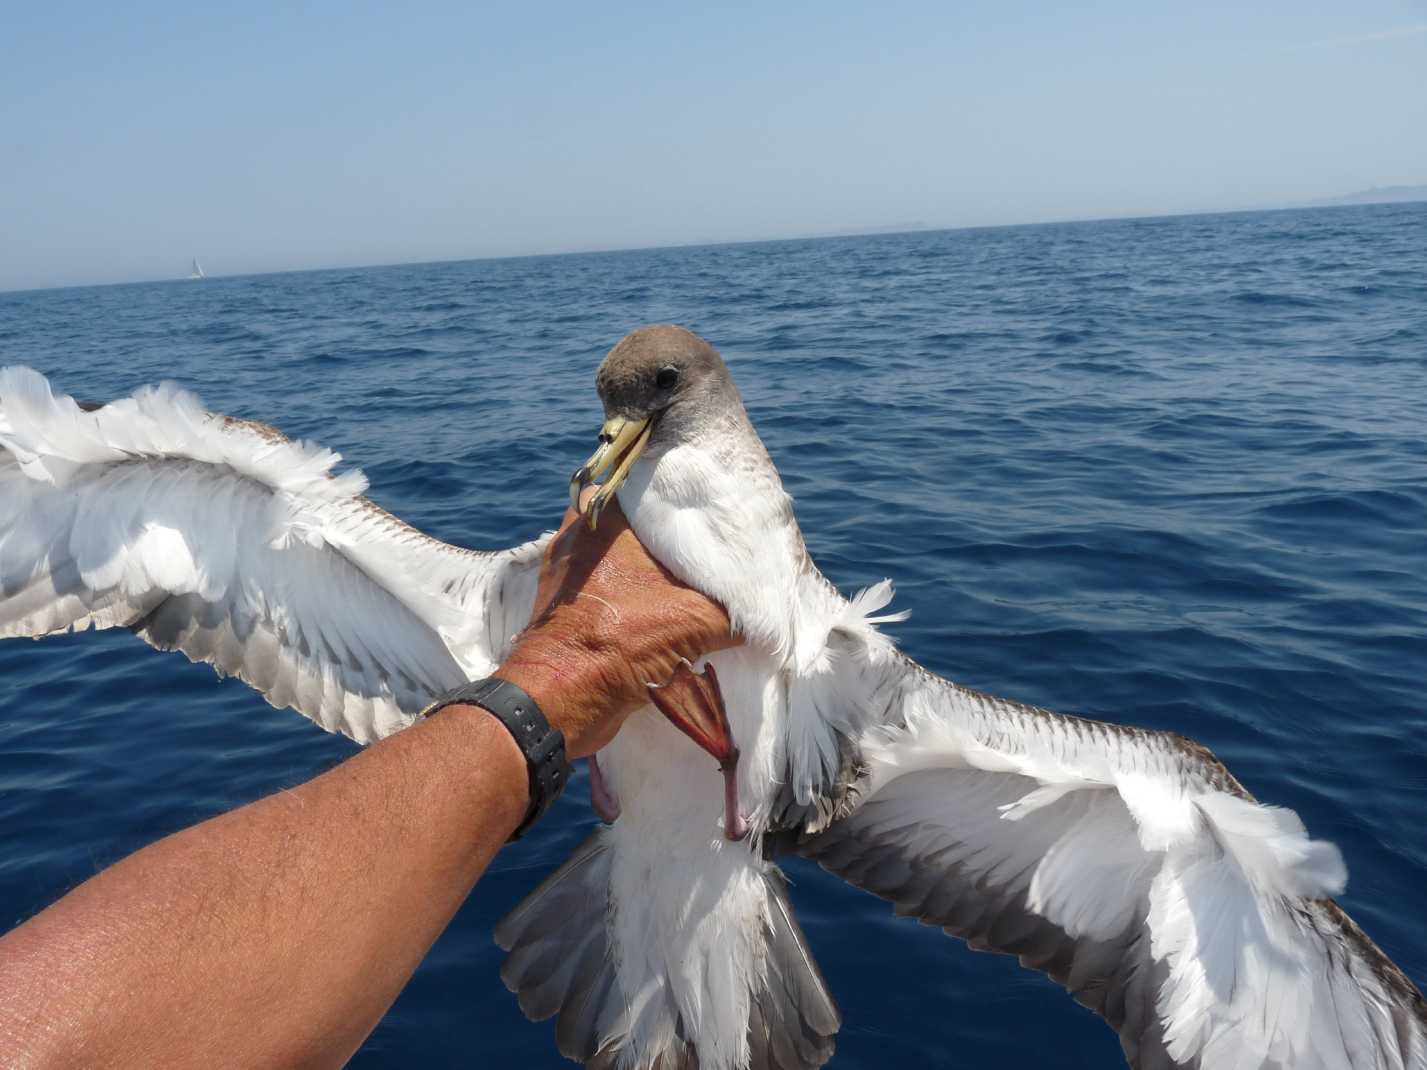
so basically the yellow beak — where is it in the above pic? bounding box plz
[568,414,654,529]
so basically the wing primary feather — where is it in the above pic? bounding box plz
[0,367,545,744]
[793,644,1426,1068]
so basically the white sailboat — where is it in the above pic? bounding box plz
[189,258,206,280]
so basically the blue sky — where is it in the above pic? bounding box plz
[3,0,1425,290]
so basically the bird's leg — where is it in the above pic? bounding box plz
[720,753,749,842]
[588,752,620,823]
[647,659,748,841]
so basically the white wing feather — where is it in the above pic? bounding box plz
[793,630,1427,1069]
[0,366,547,743]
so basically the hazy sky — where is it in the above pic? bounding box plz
[4,0,1425,291]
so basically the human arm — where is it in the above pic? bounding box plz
[0,499,734,1069]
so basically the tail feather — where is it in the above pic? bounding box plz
[497,831,688,1066]
[750,874,840,1070]
[495,832,629,1061]
[494,830,840,1069]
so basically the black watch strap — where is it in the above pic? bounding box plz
[419,677,572,840]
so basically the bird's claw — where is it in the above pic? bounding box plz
[647,659,748,841]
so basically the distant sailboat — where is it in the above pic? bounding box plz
[189,258,206,280]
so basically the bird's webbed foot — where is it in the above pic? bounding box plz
[647,659,749,841]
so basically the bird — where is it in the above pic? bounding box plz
[0,325,1423,1070]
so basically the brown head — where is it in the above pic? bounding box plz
[572,325,745,527]
[595,325,738,424]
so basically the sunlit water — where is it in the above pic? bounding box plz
[2,202,1425,1067]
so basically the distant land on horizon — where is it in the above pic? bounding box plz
[774,186,1427,244]
[778,188,1427,245]
[1311,184,1427,207]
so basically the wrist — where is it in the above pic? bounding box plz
[494,644,602,758]
[421,678,572,839]
[419,703,530,835]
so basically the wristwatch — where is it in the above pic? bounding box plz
[419,677,572,840]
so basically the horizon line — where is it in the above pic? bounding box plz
[3,193,1423,298]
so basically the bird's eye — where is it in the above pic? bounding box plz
[655,366,679,390]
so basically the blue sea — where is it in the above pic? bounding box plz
[2,202,1425,1067]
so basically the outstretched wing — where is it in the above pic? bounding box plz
[0,366,549,743]
[784,623,1427,1069]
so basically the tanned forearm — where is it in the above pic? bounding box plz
[0,704,527,1069]
[0,497,735,1069]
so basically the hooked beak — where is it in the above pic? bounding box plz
[568,414,655,529]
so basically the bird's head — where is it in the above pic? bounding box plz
[571,324,741,527]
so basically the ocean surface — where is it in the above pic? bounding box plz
[2,202,1425,1067]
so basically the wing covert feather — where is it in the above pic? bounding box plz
[793,635,1427,1069]
[0,366,549,743]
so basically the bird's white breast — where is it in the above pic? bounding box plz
[600,423,801,837]
[617,431,843,669]
[610,431,902,823]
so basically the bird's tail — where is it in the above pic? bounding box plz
[495,829,840,1070]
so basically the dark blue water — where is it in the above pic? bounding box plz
[2,203,1425,1067]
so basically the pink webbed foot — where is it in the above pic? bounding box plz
[646,659,749,842]
[589,752,620,824]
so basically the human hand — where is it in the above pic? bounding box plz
[493,495,738,758]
